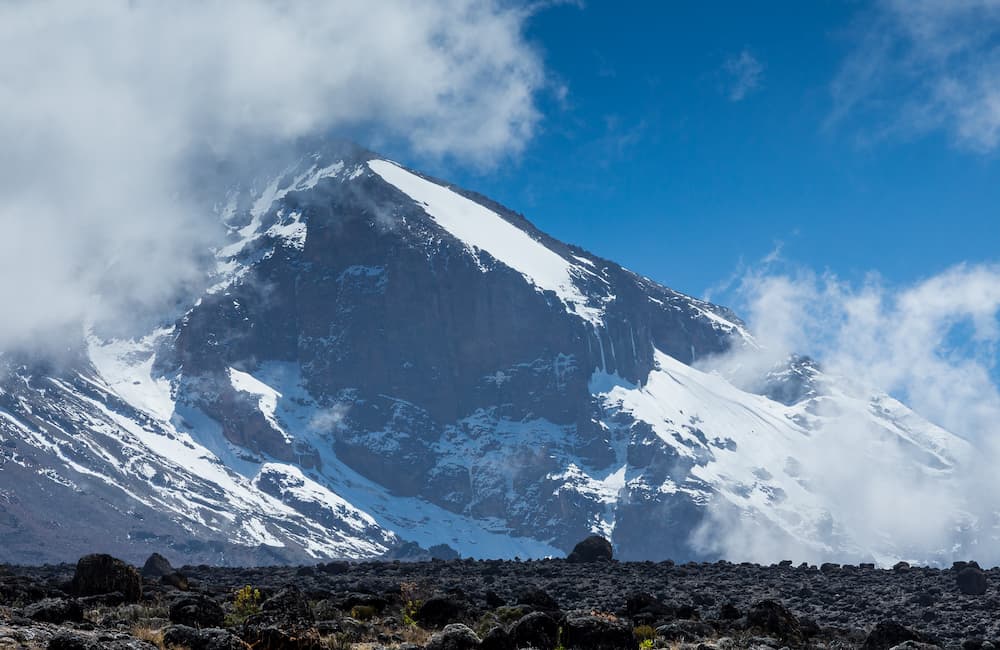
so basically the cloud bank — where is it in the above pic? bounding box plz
[0,0,547,351]
[832,0,1000,151]
[696,262,1000,565]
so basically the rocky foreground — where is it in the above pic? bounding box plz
[0,539,998,650]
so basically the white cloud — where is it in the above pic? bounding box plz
[831,0,1000,151]
[695,262,1000,564]
[0,0,547,351]
[722,49,764,102]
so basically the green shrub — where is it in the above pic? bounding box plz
[225,584,262,626]
[634,624,656,642]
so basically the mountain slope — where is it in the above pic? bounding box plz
[0,142,974,565]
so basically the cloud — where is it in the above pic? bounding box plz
[722,50,764,101]
[831,0,1000,152]
[695,262,1000,564]
[0,0,548,352]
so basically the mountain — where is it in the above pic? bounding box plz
[0,142,974,565]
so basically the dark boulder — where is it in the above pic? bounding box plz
[567,535,614,563]
[624,592,673,624]
[719,602,742,620]
[562,611,636,650]
[425,623,482,650]
[746,600,802,645]
[163,625,249,650]
[70,554,141,603]
[24,598,83,624]
[514,587,561,613]
[416,596,467,628]
[337,592,389,613]
[169,594,225,628]
[480,626,514,650]
[161,572,190,591]
[863,621,932,650]
[140,553,174,578]
[957,567,988,596]
[511,611,559,650]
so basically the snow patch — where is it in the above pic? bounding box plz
[368,159,603,325]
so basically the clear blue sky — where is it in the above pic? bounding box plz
[401,1,1000,300]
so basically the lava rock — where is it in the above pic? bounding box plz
[161,572,190,591]
[241,586,320,650]
[260,586,315,621]
[425,623,482,650]
[317,561,349,575]
[48,630,157,650]
[162,625,249,650]
[566,535,614,563]
[514,587,561,613]
[416,596,467,628]
[957,567,988,595]
[480,626,514,650]
[24,597,83,624]
[624,591,674,624]
[140,553,174,578]
[655,621,715,643]
[511,611,559,650]
[863,620,930,650]
[719,602,742,620]
[561,611,637,650]
[169,594,225,628]
[746,599,802,645]
[70,554,142,603]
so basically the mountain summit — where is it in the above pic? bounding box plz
[0,144,970,565]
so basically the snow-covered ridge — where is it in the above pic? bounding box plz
[369,159,604,326]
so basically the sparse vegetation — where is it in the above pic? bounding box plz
[225,584,262,626]
[635,623,656,643]
[399,580,425,627]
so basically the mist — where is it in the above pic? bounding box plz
[694,263,1000,565]
[0,1,546,351]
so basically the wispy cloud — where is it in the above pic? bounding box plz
[831,0,1000,152]
[696,261,1000,564]
[0,1,549,352]
[722,49,764,102]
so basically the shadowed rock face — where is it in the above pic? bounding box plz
[0,142,973,565]
[158,146,750,556]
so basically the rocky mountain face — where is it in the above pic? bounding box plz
[0,142,973,565]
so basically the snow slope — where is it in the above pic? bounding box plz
[369,159,604,326]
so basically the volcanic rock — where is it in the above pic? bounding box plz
[140,553,174,578]
[23,598,83,624]
[561,611,636,650]
[162,625,250,650]
[169,594,225,628]
[957,567,988,595]
[567,536,614,564]
[511,611,559,650]
[425,623,482,650]
[70,554,141,603]
[746,599,802,645]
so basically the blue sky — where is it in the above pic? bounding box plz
[405,1,1000,301]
